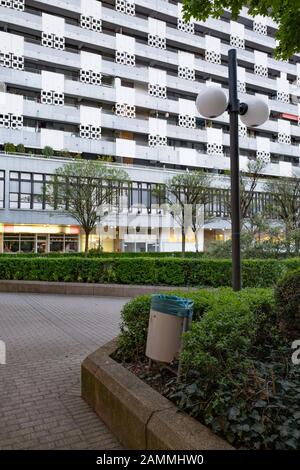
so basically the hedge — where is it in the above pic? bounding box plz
[0,256,299,287]
[0,251,206,258]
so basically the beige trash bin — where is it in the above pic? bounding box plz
[146,295,194,364]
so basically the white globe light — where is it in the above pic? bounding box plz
[196,86,228,118]
[240,96,269,127]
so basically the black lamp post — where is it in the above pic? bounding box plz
[196,48,269,291]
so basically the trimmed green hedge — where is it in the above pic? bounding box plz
[0,251,206,258]
[0,256,299,287]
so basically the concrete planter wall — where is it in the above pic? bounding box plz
[81,340,234,450]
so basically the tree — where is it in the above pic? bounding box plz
[265,174,300,254]
[240,159,266,221]
[43,161,129,255]
[224,159,266,222]
[182,0,300,59]
[159,170,211,254]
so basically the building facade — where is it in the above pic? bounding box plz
[0,0,299,253]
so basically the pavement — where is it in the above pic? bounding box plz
[0,293,129,450]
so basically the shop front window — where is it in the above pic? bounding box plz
[37,236,47,254]
[3,234,20,253]
[50,235,64,252]
[4,234,34,253]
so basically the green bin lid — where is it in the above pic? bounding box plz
[151,294,194,319]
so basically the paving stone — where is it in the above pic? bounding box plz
[0,293,129,450]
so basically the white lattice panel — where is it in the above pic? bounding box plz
[148,135,167,147]
[278,119,291,145]
[178,67,195,81]
[177,3,194,34]
[0,113,23,129]
[256,137,271,164]
[0,0,24,10]
[41,91,64,106]
[148,68,167,98]
[254,51,268,77]
[206,128,223,157]
[0,52,24,70]
[239,124,247,138]
[177,19,194,34]
[116,34,135,66]
[80,125,101,140]
[116,0,135,16]
[41,32,65,50]
[205,36,221,64]
[230,21,245,49]
[115,103,136,118]
[253,15,267,35]
[178,115,196,129]
[148,18,166,49]
[116,51,135,66]
[80,15,102,32]
[148,34,166,49]
[237,67,246,93]
[277,75,290,103]
[148,84,167,99]
[80,69,102,85]
[149,118,167,147]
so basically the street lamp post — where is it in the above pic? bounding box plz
[228,49,242,291]
[196,48,269,291]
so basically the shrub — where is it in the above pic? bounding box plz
[42,146,54,157]
[57,148,70,158]
[181,288,276,384]
[0,257,298,288]
[275,268,300,338]
[16,143,25,153]
[4,142,16,154]
[117,295,151,361]
[116,287,275,362]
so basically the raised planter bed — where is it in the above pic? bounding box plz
[81,339,233,450]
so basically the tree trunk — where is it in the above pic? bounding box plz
[181,228,186,257]
[84,231,90,256]
[194,230,199,253]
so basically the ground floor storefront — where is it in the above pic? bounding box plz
[0,223,232,254]
[0,224,80,254]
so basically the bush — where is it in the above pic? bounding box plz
[275,268,300,338]
[116,287,275,362]
[16,143,25,153]
[181,288,276,383]
[57,148,70,158]
[4,142,16,154]
[117,295,151,361]
[42,146,54,157]
[0,257,298,287]
[116,283,299,450]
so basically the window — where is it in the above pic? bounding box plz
[9,171,48,210]
[0,170,4,208]
[3,233,35,253]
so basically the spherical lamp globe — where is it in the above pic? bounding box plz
[196,86,228,119]
[240,96,269,127]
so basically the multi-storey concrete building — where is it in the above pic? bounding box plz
[0,0,299,253]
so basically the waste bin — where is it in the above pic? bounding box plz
[146,294,194,363]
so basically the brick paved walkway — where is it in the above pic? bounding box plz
[0,293,129,450]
